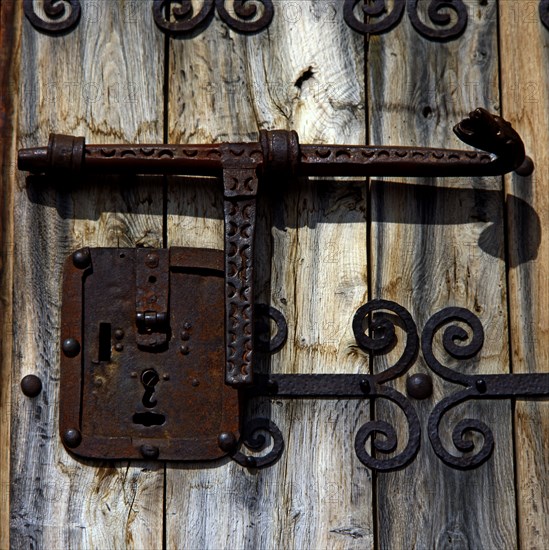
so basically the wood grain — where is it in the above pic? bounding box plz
[165,2,372,548]
[0,3,21,549]
[499,1,549,547]
[368,3,517,548]
[10,2,165,547]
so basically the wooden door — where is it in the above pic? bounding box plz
[1,1,548,548]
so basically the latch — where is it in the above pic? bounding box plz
[20,108,547,471]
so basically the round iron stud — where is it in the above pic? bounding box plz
[62,338,81,357]
[406,373,433,400]
[114,329,125,340]
[72,249,91,269]
[476,379,487,394]
[20,375,42,397]
[360,379,371,394]
[140,445,160,459]
[218,432,238,453]
[63,428,82,448]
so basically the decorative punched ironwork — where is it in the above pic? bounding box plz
[18,108,545,472]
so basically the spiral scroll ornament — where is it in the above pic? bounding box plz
[24,0,81,34]
[153,0,273,35]
[422,308,493,469]
[343,0,405,35]
[352,299,419,383]
[406,0,468,41]
[230,418,284,468]
[355,386,421,471]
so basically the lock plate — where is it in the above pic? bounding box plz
[59,247,239,461]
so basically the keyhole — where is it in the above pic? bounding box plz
[141,369,159,408]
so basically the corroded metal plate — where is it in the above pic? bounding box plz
[60,247,239,461]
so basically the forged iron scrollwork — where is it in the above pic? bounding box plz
[238,301,549,472]
[153,0,274,35]
[24,0,81,34]
[230,418,284,468]
[343,0,468,41]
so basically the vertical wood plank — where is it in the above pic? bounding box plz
[166,2,372,548]
[0,2,21,549]
[368,3,517,548]
[499,1,549,546]
[11,2,165,547]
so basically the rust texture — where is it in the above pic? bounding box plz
[59,247,239,461]
[18,109,531,389]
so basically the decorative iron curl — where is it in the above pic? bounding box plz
[254,304,288,354]
[354,386,421,471]
[406,0,468,41]
[230,418,284,468]
[352,299,419,383]
[153,0,215,34]
[24,0,81,34]
[343,0,405,35]
[422,307,492,469]
[216,0,274,33]
[153,0,273,35]
[427,390,494,469]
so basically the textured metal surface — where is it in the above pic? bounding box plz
[344,0,468,41]
[18,110,528,178]
[153,0,274,35]
[59,247,239,461]
[23,0,81,34]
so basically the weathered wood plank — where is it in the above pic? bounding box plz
[499,1,549,546]
[368,3,517,548]
[10,2,165,547]
[0,2,21,548]
[166,2,371,548]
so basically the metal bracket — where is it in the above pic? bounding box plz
[18,109,540,469]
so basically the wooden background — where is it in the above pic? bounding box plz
[1,1,548,548]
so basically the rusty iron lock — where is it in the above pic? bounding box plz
[20,108,546,471]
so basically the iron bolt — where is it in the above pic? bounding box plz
[140,445,159,459]
[63,428,82,448]
[406,373,433,400]
[245,456,257,468]
[181,331,190,341]
[191,378,200,387]
[476,379,487,394]
[72,248,91,269]
[218,432,237,453]
[62,338,81,357]
[20,375,42,397]
[145,253,159,268]
[360,379,371,394]
[180,345,190,355]
[114,329,125,340]
[115,343,124,352]
[184,322,192,330]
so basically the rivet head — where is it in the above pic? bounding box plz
[360,379,371,394]
[114,343,124,352]
[245,456,257,468]
[63,428,82,448]
[476,379,487,394]
[191,378,199,387]
[114,329,125,340]
[267,379,278,394]
[180,345,190,355]
[145,253,159,268]
[218,432,237,453]
[140,445,159,459]
[181,331,190,341]
[72,249,91,269]
[62,338,81,357]
[21,375,42,397]
[406,373,433,400]
[184,322,192,330]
